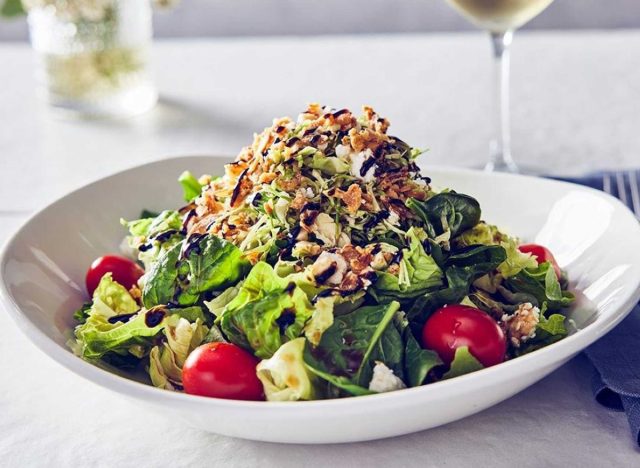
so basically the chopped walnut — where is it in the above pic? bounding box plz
[335,184,363,214]
[501,302,540,348]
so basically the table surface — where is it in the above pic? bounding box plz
[1,31,639,467]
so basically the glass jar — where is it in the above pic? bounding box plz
[27,0,158,118]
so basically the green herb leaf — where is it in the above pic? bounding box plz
[303,302,400,394]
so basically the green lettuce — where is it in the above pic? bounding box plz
[373,228,443,302]
[217,262,317,358]
[220,286,313,359]
[74,308,167,360]
[92,273,138,316]
[303,296,335,346]
[497,238,538,278]
[122,210,184,271]
[72,272,208,361]
[149,315,208,390]
[442,346,484,379]
[256,338,317,401]
[456,222,503,246]
[178,170,204,202]
[455,222,536,278]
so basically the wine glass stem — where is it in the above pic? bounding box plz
[486,30,517,173]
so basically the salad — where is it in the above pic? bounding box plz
[70,104,574,401]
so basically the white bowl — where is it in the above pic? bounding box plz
[2,156,640,444]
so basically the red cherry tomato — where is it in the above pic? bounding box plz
[421,304,506,368]
[182,342,264,401]
[85,255,144,296]
[518,243,561,279]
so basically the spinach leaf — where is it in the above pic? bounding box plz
[142,234,250,308]
[396,316,442,387]
[505,262,574,311]
[407,193,481,239]
[184,235,249,296]
[302,353,374,397]
[407,245,506,328]
[303,302,400,393]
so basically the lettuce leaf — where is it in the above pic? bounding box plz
[74,308,168,360]
[256,338,317,401]
[178,170,204,202]
[73,288,206,362]
[456,222,503,246]
[122,210,184,271]
[497,238,538,278]
[218,262,315,358]
[220,286,313,359]
[373,228,443,301]
[303,296,335,346]
[92,272,138,317]
[442,346,484,379]
[149,315,208,390]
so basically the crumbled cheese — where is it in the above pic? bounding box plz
[305,187,315,198]
[349,149,376,183]
[311,251,348,285]
[368,361,406,393]
[335,144,350,159]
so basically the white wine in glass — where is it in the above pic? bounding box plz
[446,0,555,172]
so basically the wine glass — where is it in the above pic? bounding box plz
[445,0,554,172]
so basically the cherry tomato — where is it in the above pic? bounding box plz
[85,255,144,296]
[518,243,561,279]
[421,304,506,368]
[182,342,264,401]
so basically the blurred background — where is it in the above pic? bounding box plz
[1,0,639,40]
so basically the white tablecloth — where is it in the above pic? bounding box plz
[1,31,639,467]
